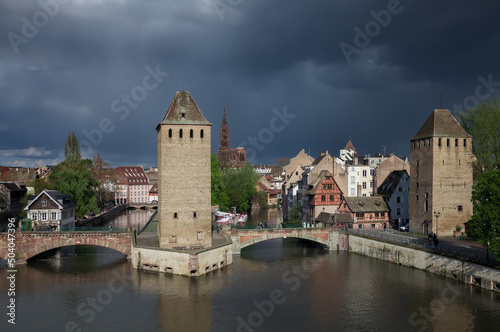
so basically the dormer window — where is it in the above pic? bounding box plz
[181,113,186,118]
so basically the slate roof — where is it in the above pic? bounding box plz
[344,196,389,213]
[26,189,75,210]
[411,109,470,140]
[316,212,334,223]
[0,182,24,191]
[377,170,408,196]
[158,91,212,127]
[336,213,354,223]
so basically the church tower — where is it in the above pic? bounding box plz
[219,108,229,150]
[156,91,212,249]
[409,109,473,236]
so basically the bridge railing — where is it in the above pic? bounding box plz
[230,223,338,230]
[54,227,129,232]
[346,228,429,247]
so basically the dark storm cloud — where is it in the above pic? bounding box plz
[1,0,500,167]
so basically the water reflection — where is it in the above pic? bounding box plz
[1,233,500,331]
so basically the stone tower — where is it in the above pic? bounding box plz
[156,91,212,249]
[409,109,473,236]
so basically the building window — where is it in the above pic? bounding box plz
[416,182,419,189]
[190,129,194,138]
[193,212,197,218]
[174,212,178,219]
[455,138,458,147]
[41,212,47,221]
[464,139,467,147]
[350,188,355,196]
[370,181,374,188]
[438,138,441,147]
[350,176,355,184]
[330,195,335,201]
[447,138,450,147]
[398,186,403,192]
[321,195,326,202]
[179,129,183,138]
[356,212,364,218]
[381,212,385,217]
[42,200,47,207]
[362,170,367,177]
[396,196,401,203]
[416,194,419,201]
[362,182,367,189]
[458,205,463,212]
[168,129,172,138]
[181,113,186,118]
[396,208,401,215]
[197,231,203,241]
[51,212,57,220]
[416,160,419,168]
[375,212,379,218]
[201,129,204,138]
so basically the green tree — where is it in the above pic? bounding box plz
[459,98,500,175]
[211,154,229,209]
[33,177,52,195]
[467,170,500,261]
[49,161,100,219]
[222,163,258,212]
[64,131,81,166]
[287,202,301,224]
[18,193,28,220]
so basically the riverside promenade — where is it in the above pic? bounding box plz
[346,228,499,267]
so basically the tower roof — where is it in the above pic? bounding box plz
[158,91,212,127]
[345,139,356,151]
[411,109,470,140]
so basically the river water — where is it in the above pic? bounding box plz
[1,210,500,331]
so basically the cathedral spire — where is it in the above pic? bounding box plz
[219,107,229,150]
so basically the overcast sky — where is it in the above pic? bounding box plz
[1,0,500,168]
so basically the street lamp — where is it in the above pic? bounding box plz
[433,211,440,236]
[323,207,325,228]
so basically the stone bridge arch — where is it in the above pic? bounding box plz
[231,228,338,254]
[1,232,132,264]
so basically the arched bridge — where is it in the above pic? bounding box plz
[0,231,132,264]
[230,227,340,254]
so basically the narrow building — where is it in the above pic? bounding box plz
[156,91,212,249]
[409,109,473,236]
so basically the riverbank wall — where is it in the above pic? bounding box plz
[340,233,500,293]
[77,205,127,226]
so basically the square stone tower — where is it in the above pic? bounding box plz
[156,91,212,249]
[409,109,473,236]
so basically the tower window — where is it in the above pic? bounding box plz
[464,139,467,147]
[181,113,186,118]
[458,205,463,212]
[193,212,197,218]
[200,129,204,138]
[174,212,178,219]
[438,138,441,147]
[455,138,458,147]
[190,129,194,138]
[179,129,183,138]
[168,129,172,138]
[447,138,450,147]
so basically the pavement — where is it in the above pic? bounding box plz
[349,228,499,267]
